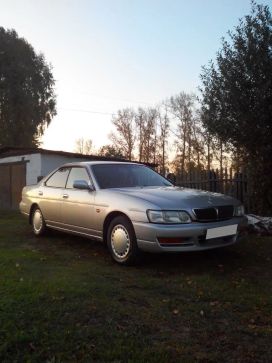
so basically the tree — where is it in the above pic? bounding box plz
[168,92,199,176]
[135,107,145,162]
[200,2,272,213]
[110,108,136,161]
[0,27,56,147]
[98,144,124,159]
[74,138,93,155]
[135,107,158,164]
[156,104,170,175]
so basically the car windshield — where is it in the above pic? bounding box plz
[91,164,172,189]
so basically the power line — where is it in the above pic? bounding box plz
[56,85,155,106]
[59,107,115,116]
[169,128,179,138]
[77,91,155,106]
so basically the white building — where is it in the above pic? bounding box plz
[0,147,126,209]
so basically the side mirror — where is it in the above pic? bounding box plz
[73,180,92,190]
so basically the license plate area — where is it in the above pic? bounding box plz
[206,224,238,240]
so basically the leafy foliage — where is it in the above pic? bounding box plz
[0,27,56,147]
[98,144,124,159]
[200,2,272,213]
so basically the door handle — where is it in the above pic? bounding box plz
[63,194,69,199]
[38,191,43,196]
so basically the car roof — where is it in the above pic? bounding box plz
[61,161,146,167]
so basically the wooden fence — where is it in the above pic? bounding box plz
[176,168,251,212]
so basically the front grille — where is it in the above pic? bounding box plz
[193,205,234,222]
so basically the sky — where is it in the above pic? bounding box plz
[0,0,271,153]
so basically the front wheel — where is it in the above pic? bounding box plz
[107,216,141,265]
[32,207,47,236]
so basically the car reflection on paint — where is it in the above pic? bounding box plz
[20,161,247,265]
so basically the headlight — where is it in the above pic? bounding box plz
[147,210,191,224]
[234,205,245,217]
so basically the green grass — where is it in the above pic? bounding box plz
[0,210,271,362]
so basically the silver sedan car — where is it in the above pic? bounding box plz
[20,161,247,265]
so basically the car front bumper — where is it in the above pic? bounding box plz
[133,216,248,253]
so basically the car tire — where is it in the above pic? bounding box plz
[107,216,141,265]
[32,207,47,236]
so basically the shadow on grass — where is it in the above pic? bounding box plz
[31,228,257,278]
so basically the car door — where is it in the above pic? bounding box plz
[38,167,70,225]
[61,166,97,237]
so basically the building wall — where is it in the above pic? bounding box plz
[0,151,94,209]
[40,154,90,179]
[0,153,91,186]
[0,153,41,185]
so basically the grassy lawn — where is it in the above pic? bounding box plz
[0,211,271,362]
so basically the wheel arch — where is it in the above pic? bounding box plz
[103,211,134,243]
[29,203,39,224]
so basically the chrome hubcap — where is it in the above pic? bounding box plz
[111,224,130,258]
[33,210,43,233]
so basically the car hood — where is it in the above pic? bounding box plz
[113,186,239,209]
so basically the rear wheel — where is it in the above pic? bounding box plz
[107,216,141,265]
[32,207,47,236]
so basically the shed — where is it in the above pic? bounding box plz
[0,147,139,209]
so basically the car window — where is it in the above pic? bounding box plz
[45,168,70,188]
[92,164,172,189]
[66,167,90,189]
